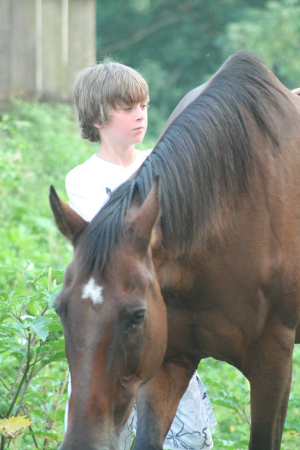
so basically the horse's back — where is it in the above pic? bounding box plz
[163,69,300,367]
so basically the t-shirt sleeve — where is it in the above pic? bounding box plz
[65,167,109,222]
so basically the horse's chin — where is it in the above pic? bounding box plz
[59,428,120,450]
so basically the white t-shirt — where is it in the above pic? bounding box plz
[66,149,152,221]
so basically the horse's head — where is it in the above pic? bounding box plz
[49,182,167,450]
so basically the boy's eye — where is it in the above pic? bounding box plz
[122,103,148,112]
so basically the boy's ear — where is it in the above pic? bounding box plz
[93,123,103,129]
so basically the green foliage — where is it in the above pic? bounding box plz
[221,0,300,89]
[0,263,68,449]
[96,0,269,139]
[96,0,300,141]
[0,100,92,273]
[0,100,91,448]
[201,352,300,449]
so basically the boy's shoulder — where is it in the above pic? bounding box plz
[66,154,98,179]
[137,148,152,156]
[135,148,152,163]
[66,154,115,185]
[66,149,152,186]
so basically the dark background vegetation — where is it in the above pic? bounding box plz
[96,0,300,139]
[1,0,300,448]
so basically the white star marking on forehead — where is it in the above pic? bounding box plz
[82,277,103,305]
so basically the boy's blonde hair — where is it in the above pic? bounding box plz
[74,60,149,143]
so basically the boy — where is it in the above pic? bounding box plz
[65,60,216,449]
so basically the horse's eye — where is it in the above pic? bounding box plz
[130,310,146,331]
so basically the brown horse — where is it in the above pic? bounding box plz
[50,52,300,450]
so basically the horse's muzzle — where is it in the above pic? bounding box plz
[59,444,110,450]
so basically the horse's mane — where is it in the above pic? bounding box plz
[78,52,295,274]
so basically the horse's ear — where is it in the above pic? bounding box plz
[126,177,161,254]
[49,185,88,245]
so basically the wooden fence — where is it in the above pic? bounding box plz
[0,0,96,110]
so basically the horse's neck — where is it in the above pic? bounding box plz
[154,251,195,294]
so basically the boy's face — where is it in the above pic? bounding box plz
[99,101,148,148]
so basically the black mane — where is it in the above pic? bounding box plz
[78,52,294,275]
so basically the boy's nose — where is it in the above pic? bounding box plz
[135,105,146,119]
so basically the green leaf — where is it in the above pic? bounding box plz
[28,428,60,440]
[45,285,63,307]
[213,439,237,449]
[0,313,15,323]
[47,321,63,333]
[0,265,19,278]
[29,316,49,341]
[0,292,9,301]
[213,398,240,413]
[0,416,31,439]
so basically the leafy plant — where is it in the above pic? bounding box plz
[0,262,68,449]
[220,0,300,89]
[201,353,300,449]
